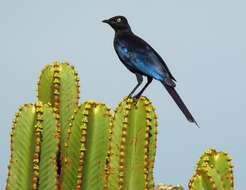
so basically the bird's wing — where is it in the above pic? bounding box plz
[151,47,177,81]
[121,34,176,81]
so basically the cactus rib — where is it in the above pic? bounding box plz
[32,102,44,189]
[144,98,158,189]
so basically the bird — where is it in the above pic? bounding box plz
[102,15,198,126]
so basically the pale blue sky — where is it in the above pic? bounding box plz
[0,1,245,189]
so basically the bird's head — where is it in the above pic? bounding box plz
[102,16,131,32]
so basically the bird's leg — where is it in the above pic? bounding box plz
[127,74,143,98]
[133,77,153,99]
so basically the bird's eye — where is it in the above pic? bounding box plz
[116,18,122,23]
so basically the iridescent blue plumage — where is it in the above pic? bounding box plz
[103,15,198,126]
[115,37,167,81]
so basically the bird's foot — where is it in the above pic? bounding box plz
[127,94,132,99]
[131,94,140,108]
[133,94,141,99]
[132,99,138,108]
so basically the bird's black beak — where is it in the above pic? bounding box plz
[102,19,110,24]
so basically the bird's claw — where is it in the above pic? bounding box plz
[129,94,139,108]
[127,95,132,99]
[133,94,140,99]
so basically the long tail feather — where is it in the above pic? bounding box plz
[162,82,199,127]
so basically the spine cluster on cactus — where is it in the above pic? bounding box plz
[188,148,234,190]
[6,102,59,190]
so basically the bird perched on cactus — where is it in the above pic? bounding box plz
[103,15,198,126]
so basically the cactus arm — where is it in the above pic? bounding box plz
[6,103,58,190]
[189,149,234,190]
[6,104,36,190]
[62,102,112,190]
[37,61,80,156]
[108,97,157,190]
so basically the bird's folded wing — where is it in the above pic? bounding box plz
[125,34,176,81]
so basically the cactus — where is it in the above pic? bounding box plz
[6,61,237,190]
[6,102,59,190]
[61,101,112,190]
[37,61,80,156]
[155,184,184,190]
[189,148,234,190]
[107,97,158,190]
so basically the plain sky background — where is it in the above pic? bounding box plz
[0,0,245,189]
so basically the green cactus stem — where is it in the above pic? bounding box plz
[107,97,158,190]
[37,61,80,156]
[189,148,234,190]
[61,101,112,190]
[6,102,59,190]
[155,184,184,190]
